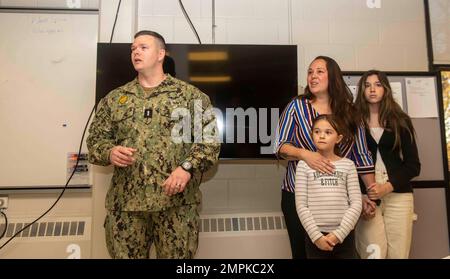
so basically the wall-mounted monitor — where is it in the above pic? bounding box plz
[96,43,298,159]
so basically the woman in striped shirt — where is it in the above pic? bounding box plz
[274,56,375,259]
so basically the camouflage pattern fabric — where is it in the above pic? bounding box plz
[104,204,199,259]
[87,74,220,258]
[87,74,220,212]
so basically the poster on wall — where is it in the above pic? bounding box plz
[405,77,439,118]
[390,82,404,110]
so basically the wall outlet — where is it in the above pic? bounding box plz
[0,196,8,209]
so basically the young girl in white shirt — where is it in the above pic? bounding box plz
[295,114,362,259]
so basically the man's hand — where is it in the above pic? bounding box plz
[314,235,334,251]
[109,146,136,167]
[163,166,192,196]
[361,194,376,220]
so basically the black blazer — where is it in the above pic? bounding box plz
[363,127,421,193]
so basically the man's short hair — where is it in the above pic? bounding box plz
[134,30,166,50]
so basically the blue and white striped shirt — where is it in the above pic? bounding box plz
[274,97,374,193]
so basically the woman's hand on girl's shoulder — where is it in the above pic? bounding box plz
[302,150,335,174]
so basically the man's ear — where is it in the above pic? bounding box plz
[336,134,343,144]
[158,48,166,62]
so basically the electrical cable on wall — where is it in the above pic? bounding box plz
[0,105,96,250]
[110,0,122,43]
[178,0,202,44]
[212,0,216,44]
[0,0,120,250]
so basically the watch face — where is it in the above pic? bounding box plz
[182,161,192,170]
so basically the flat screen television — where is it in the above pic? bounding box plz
[96,43,297,159]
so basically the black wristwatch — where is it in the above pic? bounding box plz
[180,161,193,175]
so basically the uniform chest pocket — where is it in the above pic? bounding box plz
[111,107,136,141]
[153,106,177,134]
[153,100,189,136]
[111,107,135,123]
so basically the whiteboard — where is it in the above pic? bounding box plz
[0,10,98,188]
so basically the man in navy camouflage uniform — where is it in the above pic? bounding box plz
[87,30,220,259]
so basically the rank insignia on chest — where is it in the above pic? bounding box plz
[118,95,128,104]
[144,108,152,118]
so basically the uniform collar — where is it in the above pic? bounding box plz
[120,74,179,98]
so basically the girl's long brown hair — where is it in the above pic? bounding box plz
[354,70,415,150]
[302,56,357,145]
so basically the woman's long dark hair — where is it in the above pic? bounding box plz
[302,56,357,144]
[354,69,415,150]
